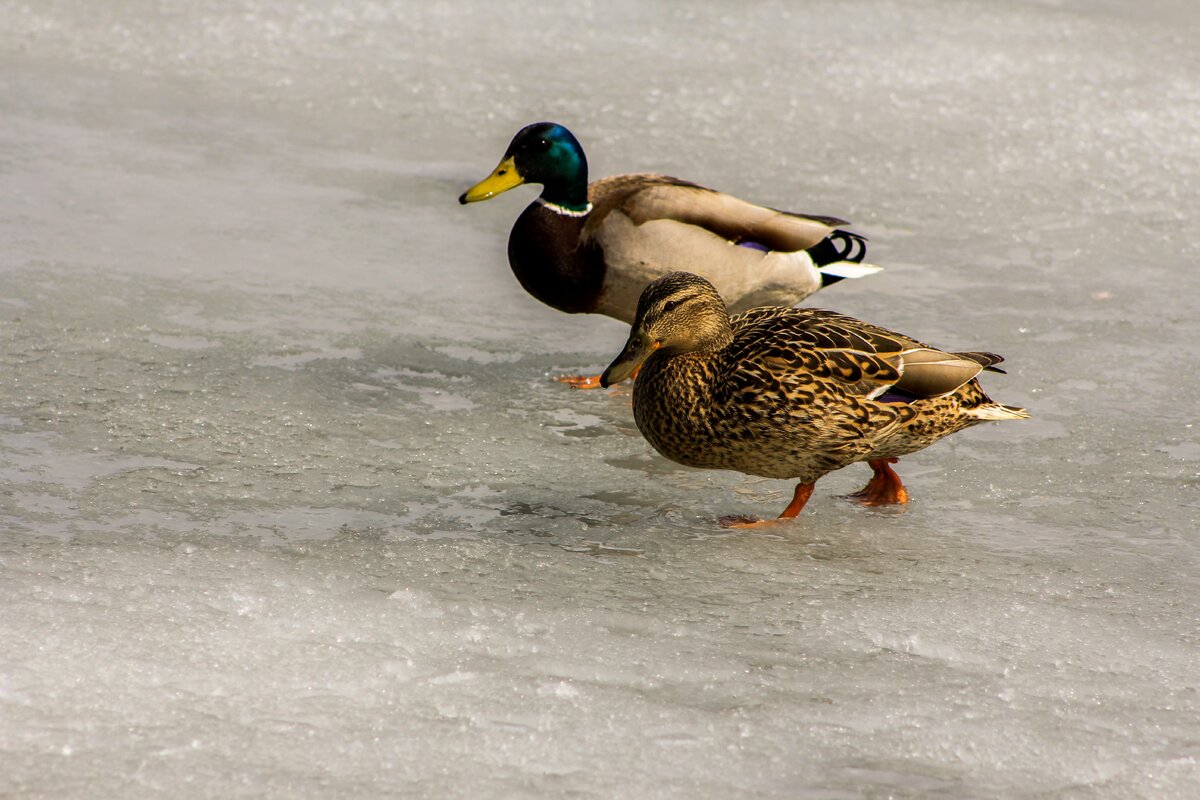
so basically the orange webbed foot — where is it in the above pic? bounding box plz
[845,458,910,506]
[556,365,640,390]
[555,374,605,390]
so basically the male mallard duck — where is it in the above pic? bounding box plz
[600,272,1029,526]
[459,122,877,384]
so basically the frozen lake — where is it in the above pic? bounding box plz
[2,1,1198,797]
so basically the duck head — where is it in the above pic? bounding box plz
[459,122,589,211]
[600,272,733,387]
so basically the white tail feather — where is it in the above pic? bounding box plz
[818,261,883,280]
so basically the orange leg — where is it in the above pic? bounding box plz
[779,482,816,517]
[846,458,910,506]
[720,482,815,528]
[556,366,640,390]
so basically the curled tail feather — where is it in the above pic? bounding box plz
[809,230,881,285]
[807,229,866,267]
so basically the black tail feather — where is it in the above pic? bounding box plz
[807,230,868,286]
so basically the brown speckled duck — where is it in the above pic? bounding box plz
[459,122,877,386]
[600,272,1029,526]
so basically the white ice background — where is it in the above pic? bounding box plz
[1,1,1198,797]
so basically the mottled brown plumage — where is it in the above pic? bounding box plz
[600,273,1029,524]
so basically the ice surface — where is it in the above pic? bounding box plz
[1,1,1199,798]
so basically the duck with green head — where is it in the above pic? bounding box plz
[460,122,877,386]
[600,272,1029,526]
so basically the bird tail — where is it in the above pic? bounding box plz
[808,230,881,285]
[954,351,1008,374]
[967,403,1031,421]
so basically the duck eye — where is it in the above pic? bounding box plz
[662,299,682,314]
[536,138,551,151]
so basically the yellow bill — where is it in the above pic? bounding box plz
[458,157,525,204]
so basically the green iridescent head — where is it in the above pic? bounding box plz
[459,122,589,211]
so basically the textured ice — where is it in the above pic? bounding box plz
[1,1,1199,798]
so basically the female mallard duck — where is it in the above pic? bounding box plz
[600,272,1029,526]
[459,122,877,384]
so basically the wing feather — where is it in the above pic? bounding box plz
[585,174,841,253]
[727,307,996,400]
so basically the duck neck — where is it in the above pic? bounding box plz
[538,181,589,213]
[700,320,735,353]
[653,318,734,391]
[536,197,592,217]
[642,320,732,414]
[508,202,604,314]
[537,152,589,212]
[633,348,723,447]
